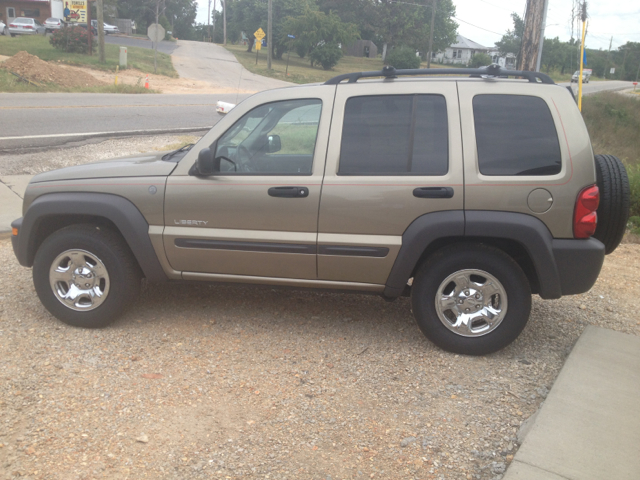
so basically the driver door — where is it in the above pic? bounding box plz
[163,87,335,280]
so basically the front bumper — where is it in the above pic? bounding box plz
[552,237,605,296]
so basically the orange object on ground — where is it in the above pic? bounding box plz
[144,75,149,89]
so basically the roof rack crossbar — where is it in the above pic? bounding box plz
[324,64,555,85]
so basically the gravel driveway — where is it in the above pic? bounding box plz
[1,138,639,479]
[1,235,639,480]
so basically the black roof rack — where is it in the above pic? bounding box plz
[324,64,555,85]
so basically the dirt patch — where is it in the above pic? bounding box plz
[75,64,257,94]
[0,51,105,88]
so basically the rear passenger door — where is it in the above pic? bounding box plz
[457,82,575,238]
[318,82,463,285]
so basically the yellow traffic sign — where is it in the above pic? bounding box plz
[255,41,261,51]
[254,28,265,41]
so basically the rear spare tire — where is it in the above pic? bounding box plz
[593,154,630,254]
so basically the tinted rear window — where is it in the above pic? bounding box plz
[473,94,562,176]
[338,94,448,175]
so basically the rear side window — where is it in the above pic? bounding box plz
[338,95,448,175]
[473,95,561,176]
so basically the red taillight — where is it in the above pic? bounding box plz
[10,24,17,28]
[25,25,33,29]
[574,185,599,238]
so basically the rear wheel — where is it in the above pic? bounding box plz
[411,244,531,355]
[593,154,630,254]
[33,224,141,328]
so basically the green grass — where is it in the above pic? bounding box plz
[0,34,177,77]
[0,68,154,93]
[224,44,448,85]
[582,91,640,217]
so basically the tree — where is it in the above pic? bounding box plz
[282,9,359,63]
[495,13,524,62]
[317,0,457,61]
[469,52,491,68]
[116,0,197,40]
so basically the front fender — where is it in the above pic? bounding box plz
[13,192,167,282]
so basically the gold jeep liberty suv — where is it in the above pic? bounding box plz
[11,65,630,355]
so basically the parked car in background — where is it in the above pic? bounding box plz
[91,19,119,34]
[0,20,6,35]
[43,18,64,33]
[571,69,592,83]
[8,17,46,36]
[75,23,97,36]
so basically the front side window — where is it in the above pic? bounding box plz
[473,94,562,176]
[214,99,322,175]
[338,94,448,176]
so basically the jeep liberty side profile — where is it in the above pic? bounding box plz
[11,66,630,355]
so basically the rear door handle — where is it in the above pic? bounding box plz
[268,186,309,198]
[413,187,454,199]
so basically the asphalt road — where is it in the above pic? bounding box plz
[0,93,248,151]
[559,80,633,95]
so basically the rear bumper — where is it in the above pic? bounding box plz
[552,237,605,296]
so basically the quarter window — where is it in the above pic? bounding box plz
[338,95,448,175]
[473,94,562,176]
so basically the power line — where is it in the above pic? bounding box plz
[388,0,505,36]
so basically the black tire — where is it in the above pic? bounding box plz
[33,224,141,328]
[411,244,531,355]
[593,154,630,254]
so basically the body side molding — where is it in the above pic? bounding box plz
[14,192,167,282]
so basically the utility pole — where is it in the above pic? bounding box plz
[154,0,159,74]
[603,36,612,78]
[426,0,437,68]
[94,0,105,62]
[208,0,211,41]
[518,0,545,71]
[577,1,587,111]
[534,0,549,72]
[223,0,227,45]
[87,0,92,55]
[212,0,217,40]
[267,0,272,69]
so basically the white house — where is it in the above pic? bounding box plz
[488,49,517,68]
[433,35,490,65]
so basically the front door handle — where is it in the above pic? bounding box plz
[413,187,454,199]
[268,186,309,198]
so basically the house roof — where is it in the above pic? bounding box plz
[450,35,489,50]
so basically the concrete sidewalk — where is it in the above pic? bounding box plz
[0,175,30,234]
[504,326,640,480]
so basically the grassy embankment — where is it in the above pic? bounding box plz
[224,44,450,84]
[0,34,177,93]
[582,91,640,232]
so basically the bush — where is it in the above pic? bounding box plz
[627,163,640,218]
[385,46,421,69]
[469,52,492,68]
[310,43,343,70]
[49,27,95,54]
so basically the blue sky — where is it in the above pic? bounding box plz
[194,0,640,51]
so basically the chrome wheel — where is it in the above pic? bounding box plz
[435,269,507,337]
[49,249,110,311]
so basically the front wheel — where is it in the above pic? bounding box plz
[411,244,531,355]
[33,224,141,328]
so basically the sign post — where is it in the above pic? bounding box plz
[254,28,265,65]
[286,34,295,76]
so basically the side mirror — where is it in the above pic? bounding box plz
[266,134,281,154]
[196,147,215,175]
